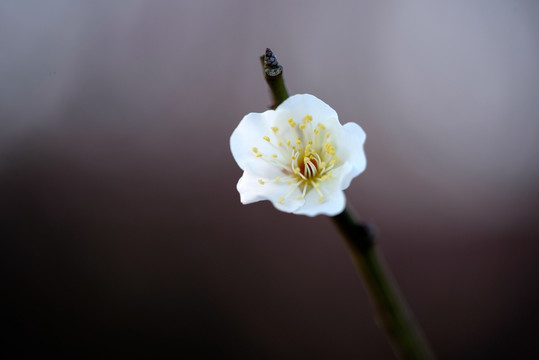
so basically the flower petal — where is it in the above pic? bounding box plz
[278,94,340,128]
[293,176,346,216]
[338,122,367,189]
[237,170,304,213]
[230,110,288,171]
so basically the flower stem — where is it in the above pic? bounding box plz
[332,205,435,360]
[260,48,289,109]
[259,48,435,359]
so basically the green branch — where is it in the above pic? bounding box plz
[333,206,435,360]
[259,48,435,360]
[260,48,289,109]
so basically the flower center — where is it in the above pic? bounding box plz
[300,157,318,178]
[252,114,339,204]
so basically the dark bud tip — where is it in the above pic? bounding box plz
[264,48,280,68]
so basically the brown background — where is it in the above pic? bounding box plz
[1,1,538,358]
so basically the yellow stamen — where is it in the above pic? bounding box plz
[303,114,313,123]
[288,118,296,128]
[263,136,270,142]
[324,142,336,155]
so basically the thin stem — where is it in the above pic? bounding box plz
[260,48,289,108]
[332,205,435,360]
[259,48,435,359]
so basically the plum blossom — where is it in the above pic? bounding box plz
[230,94,366,216]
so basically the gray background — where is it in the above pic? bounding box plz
[1,1,538,358]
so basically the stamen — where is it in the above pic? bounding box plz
[324,142,336,155]
[303,114,313,123]
[311,180,324,198]
[263,136,270,142]
[258,179,265,185]
[288,118,296,128]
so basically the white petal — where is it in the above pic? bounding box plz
[237,170,304,213]
[278,94,340,128]
[293,177,346,216]
[338,122,367,189]
[230,110,287,171]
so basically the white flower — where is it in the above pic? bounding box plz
[230,94,366,217]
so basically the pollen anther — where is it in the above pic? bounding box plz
[303,114,313,123]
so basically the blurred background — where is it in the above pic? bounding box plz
[1,1,538,358]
